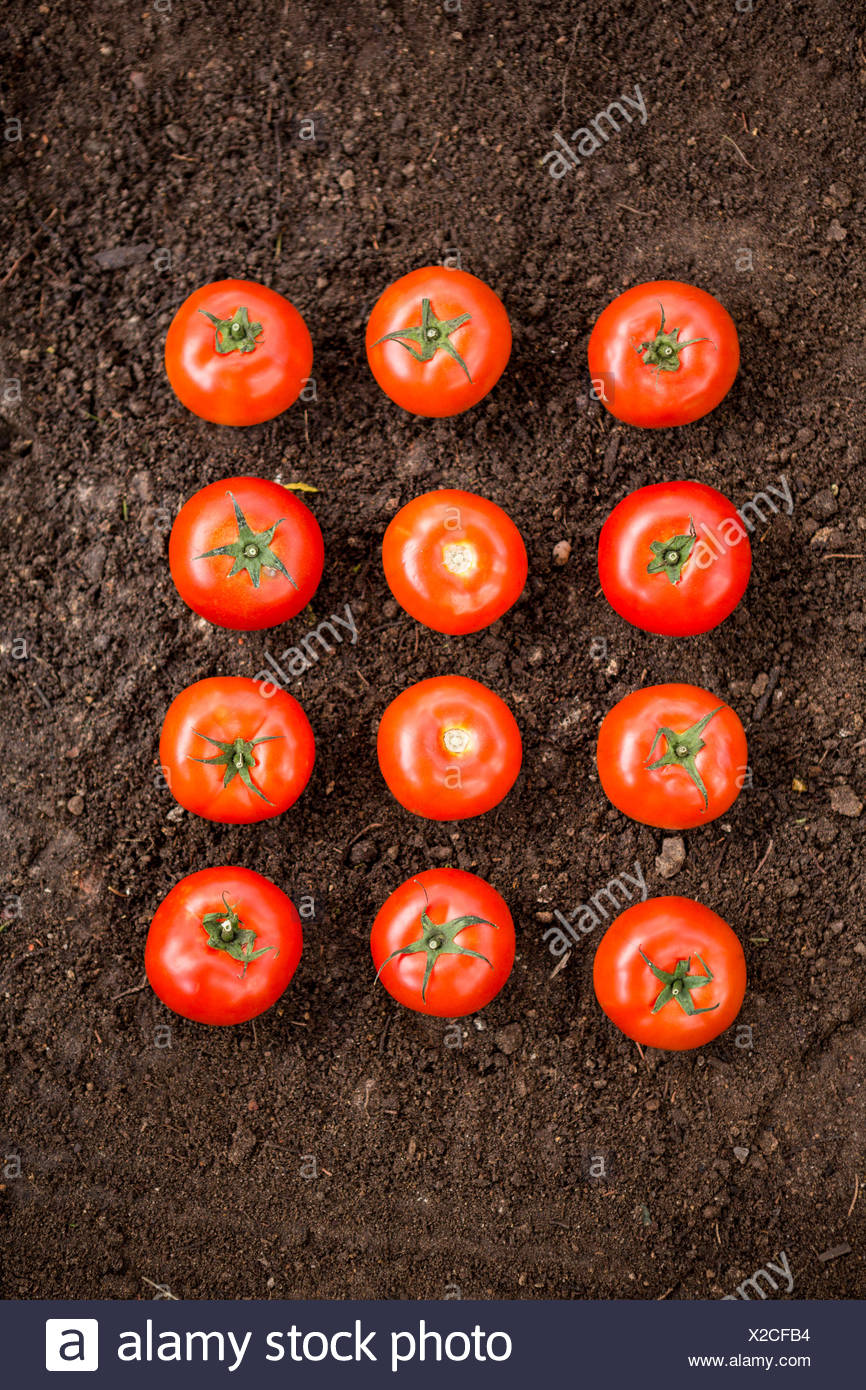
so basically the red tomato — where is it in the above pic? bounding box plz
[366,266,511,416]
[378,676,522,821]
[598,480,751,636]
[159,676,315,824]
[382,489,527,634]
[593,896,746,1050]
[596,683,747,830]
[146,866,302,1025]
[371,868,515,1018]
[169,475,324,631]
[587,281,739,428]
[164,279,312,426]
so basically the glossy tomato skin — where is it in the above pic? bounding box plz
[169,475,324,631]
[371,868,515,1018]
[159,676,315,824]
[587,281,739,428]
[382,489,527,634]
[165,279,313,426]
[146,866,302,1025]
[366,266,511,417]
[593,896,746,1050]
[378,676,522,821]
[596,683,747,830]
[598,480,751,636]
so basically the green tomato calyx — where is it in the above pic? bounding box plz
[372,298,473,380]
[645,706,723,810]
[647,515,698,585]
[637,303,711,373]
[639,948,719,1016]
[201,893,273,975]
[376,882,497,1002]
[189,731,283,804]
[199,305,262,354]
[195,491,298,591]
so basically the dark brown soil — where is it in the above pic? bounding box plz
[1,0,864,1301]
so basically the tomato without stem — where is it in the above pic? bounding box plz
[146,866,303,1025]
[382,489,527,634]
[159,676,315,824]
[378,675,522,821]
[596,683,747,830]
[165,279,313,426]
[598,480,752,636]
[366,266,511,416]
[593,896,746,1050]
[169,475,324,631]
[371,868,515,1018]
[588,281,739,428]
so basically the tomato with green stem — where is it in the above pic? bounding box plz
[169,475,324,630]
[587,281,739,428]
[377,675,522,820]
[159,676,315,824]
[382,489,527,634]
[371,868,515,1017]
[366,266,511,416]
[164,279,313,425]
[596,683,747,829]
[598,480,751,635]
[146,866,303,1025]
[593,896,746,1050]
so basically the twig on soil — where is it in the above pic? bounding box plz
[549,951,571,979]
[111,975,148,1002]
[633,1040,651,1074]
[615,203,655,217]
[348,822,384,848]
[142,1276,179,1300]
[0,207,58,287]
[848,1173,860,1219]
[721,134,758,171]
[817,1244,851,1263]
[753,838,774,877]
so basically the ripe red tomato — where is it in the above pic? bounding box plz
[371,868,515,1018]
[169,475,324,631]
[366,266,511,416]
[377,676,522,821]
[593,896,746,1050]
[146,866,303,1025]
[598,480,751,636]
[159,676,315,824]
[587,281,739,428]
[164,279,312,426]
[382,489,527,634]
[596,683,747,830]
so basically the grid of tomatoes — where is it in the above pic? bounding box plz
[150,266,749,1049]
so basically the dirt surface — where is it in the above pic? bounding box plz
[1,0,864,1302]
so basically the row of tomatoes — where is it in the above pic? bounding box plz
[165,268,739,428]
[148,865,745,1056]
[149,264,749,1051]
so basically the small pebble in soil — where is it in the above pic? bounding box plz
[655,836,686,879]
[552,539,571,566]
[494,1023,522,1055]
[830,785,862,818]
[349,838,378,865]
[67,795,84,816]
[733,1146,750,1164]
